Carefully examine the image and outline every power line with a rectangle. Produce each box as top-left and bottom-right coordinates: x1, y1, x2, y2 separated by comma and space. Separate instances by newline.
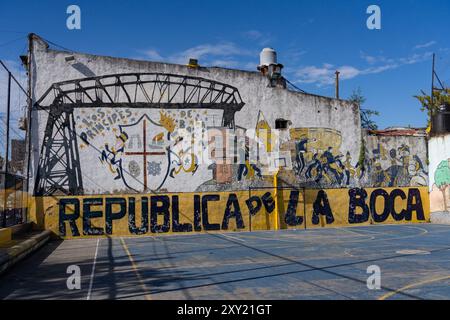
0, 36, 27, 48
39, 35, 74, 53
0, 30, 28, 34
0, 61, 28, 96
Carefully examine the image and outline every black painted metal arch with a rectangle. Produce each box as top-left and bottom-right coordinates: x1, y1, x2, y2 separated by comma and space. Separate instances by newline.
33, 73, 246, 196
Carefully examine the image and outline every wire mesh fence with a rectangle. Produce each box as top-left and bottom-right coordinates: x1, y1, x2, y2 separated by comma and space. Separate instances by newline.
0, 60, 28, 227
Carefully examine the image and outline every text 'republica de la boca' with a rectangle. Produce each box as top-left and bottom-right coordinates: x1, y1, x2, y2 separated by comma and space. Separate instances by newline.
56, 187, 427, 237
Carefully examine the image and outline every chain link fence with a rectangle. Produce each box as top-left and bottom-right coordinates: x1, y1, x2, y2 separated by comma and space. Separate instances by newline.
0, 60, 28, 228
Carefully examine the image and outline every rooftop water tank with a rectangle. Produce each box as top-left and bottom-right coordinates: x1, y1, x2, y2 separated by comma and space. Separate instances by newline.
259, 48, 277, 67
432, 103, 450, 134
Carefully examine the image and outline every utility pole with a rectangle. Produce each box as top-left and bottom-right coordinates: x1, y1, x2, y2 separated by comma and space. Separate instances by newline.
335, 71, 340, 100
25, 33, 34, 224
431, 53, 435, 108
2, 72, 11, 227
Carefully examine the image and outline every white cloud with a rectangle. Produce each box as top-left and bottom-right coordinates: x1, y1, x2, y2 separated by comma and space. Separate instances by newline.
295, 65, 336, 85
285, 49, 307, 62
242, 30, 263, 41
242, 30, 274, 46
139, 42, 256, 67
359, 51, 396, 65
414, 41, 436, 50
209, 59, 240, 68
399, 52, 433, 64
141, 49, 163, 61
293, 52, 433, 86
171, 42, 252, 63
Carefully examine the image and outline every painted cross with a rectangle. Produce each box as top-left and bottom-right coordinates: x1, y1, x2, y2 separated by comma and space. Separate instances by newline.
119, 114, 171, 192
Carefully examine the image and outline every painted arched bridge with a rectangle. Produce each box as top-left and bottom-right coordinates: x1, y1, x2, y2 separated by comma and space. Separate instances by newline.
33, 73, 246, 196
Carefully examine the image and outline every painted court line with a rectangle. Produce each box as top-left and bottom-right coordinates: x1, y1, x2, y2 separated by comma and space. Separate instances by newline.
378, 275, 450, 300
219, 233, 246, 242
86, 238, 100, 300
335, 227, 374, 237
120, 237, 152, 300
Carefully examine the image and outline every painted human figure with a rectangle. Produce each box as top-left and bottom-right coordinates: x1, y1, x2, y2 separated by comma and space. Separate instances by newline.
397, 144, 411, 185
295, 138, 309, 176
386, 148, 401, 187
100, 132, 129, 180
409, 155, 428, 186
305, 153, 322, 183
372, 162, 389, 187
237, 140, 262, 181
169, 143, 199, 178
322, 147, 344, 185
343, 151, 356, 186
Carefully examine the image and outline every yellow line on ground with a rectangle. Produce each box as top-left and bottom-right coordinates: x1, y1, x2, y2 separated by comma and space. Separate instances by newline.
378, 275, 450, 300
120, 237, 152, 300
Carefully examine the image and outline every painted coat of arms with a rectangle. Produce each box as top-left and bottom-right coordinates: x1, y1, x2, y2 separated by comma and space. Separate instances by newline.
100, 111, 175, 192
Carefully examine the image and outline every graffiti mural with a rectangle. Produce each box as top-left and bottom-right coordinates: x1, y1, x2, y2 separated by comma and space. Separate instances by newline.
430, 159, 450, 213
30, 186, 430, 238
33, 72, 429, 197
280, 127, 360, 188
33, 73, 245, 195
364, 141, 428, 188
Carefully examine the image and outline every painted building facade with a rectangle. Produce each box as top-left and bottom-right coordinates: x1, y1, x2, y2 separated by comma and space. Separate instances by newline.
429, 134, 450, 222
27, 35, 430, 238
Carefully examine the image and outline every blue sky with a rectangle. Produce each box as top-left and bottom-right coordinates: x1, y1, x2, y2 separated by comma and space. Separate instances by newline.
1, 0, 449, 129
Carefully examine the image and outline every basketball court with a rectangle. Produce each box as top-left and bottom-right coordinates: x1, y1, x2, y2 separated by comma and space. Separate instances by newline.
1, 223, 450, 300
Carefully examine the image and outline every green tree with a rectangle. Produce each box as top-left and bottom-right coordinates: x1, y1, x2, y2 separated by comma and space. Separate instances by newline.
435, 159, 450, 212
349, 88, 380, 130
414, 88, 450, 129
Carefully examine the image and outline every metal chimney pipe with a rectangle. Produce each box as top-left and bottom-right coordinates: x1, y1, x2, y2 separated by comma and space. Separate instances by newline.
335, 71, 340, 99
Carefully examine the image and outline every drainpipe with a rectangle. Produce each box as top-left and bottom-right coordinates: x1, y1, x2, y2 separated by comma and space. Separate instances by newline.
273, 172, 279, 231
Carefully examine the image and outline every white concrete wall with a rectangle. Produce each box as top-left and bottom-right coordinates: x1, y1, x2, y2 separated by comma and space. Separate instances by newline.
28, 35, 375, 195
429, 135, 450, 215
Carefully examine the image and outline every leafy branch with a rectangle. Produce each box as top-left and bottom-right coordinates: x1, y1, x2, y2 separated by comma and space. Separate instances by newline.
349, 88, 380, 130
414, 88, 450, 126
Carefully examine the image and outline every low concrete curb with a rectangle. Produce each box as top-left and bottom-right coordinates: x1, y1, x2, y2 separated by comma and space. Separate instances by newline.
430, 212, 450, 225
0, 230, 52, 276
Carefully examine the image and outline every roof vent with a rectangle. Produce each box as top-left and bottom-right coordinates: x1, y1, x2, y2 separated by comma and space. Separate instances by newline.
187, 58, 199, 68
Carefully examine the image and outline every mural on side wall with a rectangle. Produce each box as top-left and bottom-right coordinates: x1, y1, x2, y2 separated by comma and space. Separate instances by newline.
430, 159, 450, 213
281, 127, 361, 188
33, 73, 245, 195
78, 108, 224, 193
361, 141, 428, 188
32, 72, 429, 197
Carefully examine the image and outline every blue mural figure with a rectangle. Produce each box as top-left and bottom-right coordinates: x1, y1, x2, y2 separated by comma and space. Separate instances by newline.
305, 153, 322, 183
237, 142, 262, 181
100, 132, 129, 181
372, 162, 389, 187
294, 138, 309, 175
322, 147, 344, 185
385, 145, 411, 187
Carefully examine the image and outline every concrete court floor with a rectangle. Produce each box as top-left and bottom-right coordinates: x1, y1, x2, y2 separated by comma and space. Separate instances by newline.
0, 223, 450, 300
